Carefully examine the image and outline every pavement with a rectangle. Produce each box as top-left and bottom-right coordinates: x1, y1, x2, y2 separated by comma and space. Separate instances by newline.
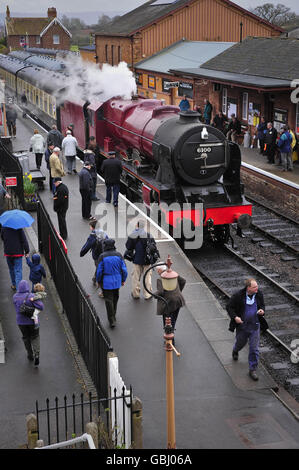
0, 108, 299, 449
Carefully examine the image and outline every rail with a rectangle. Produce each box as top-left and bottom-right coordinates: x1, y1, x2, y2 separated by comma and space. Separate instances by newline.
37, 198, 112, 399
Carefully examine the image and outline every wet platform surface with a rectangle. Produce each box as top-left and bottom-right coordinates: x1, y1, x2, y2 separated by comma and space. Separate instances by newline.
0, 108, 299, 449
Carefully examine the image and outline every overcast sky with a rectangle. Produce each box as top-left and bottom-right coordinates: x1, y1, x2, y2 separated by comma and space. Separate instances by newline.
4, 0, 299, 15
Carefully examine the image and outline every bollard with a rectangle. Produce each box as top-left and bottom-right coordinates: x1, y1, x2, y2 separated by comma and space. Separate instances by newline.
26, 413, 38, 449
131, 397, 143, 449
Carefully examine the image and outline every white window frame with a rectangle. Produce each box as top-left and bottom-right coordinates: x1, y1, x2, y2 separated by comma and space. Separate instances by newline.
242, 92, 248, 121
222, 87, 227, 115
53, 34, 60, 45
36, 36, 41, 44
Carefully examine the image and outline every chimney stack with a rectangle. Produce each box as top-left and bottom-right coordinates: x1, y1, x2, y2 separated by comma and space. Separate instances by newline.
47, 7, 57, 19
6, 6, 10, 18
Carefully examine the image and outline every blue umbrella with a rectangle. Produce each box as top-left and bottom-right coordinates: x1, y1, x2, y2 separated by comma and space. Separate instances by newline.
0, 209, 34, 229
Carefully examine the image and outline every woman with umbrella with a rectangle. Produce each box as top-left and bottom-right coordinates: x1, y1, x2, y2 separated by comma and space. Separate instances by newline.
0, 210, 33, 290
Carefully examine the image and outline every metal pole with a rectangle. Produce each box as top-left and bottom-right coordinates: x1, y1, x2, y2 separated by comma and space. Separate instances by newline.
164, 317, 176, 449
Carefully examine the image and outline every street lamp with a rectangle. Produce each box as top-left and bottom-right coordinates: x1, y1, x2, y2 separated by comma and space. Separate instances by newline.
143, 255, 181, 449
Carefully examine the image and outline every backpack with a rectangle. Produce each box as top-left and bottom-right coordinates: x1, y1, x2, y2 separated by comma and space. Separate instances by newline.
145, 235, 160, 265
93, 231, 108, 259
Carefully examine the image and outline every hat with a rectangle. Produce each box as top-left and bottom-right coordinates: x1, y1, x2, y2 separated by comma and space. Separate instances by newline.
53, 177, 62, 182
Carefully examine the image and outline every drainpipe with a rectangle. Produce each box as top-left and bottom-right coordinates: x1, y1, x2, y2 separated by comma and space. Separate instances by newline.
240, 22, 243, 43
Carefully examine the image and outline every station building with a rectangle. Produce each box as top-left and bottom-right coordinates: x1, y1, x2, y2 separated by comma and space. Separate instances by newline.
95, 0, 283, 69
134, 39, 234, 108
169, 36, 299, 141
4, 6, 71, 51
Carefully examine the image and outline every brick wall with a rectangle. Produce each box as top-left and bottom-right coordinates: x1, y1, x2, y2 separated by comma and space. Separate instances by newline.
41, 24, 70, 50
95, 36, 132, 67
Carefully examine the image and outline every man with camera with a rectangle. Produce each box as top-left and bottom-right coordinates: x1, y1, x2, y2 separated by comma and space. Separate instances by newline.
125, 220, 156, 300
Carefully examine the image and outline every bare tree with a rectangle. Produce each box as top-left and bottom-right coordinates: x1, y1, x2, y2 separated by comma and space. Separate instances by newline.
250, 3, 298, 25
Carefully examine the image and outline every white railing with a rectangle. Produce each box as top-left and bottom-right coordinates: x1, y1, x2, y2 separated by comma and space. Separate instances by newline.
35, 433, 96, 449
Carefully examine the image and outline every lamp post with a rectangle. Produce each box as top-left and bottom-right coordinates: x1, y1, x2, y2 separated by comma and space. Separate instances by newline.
143, 255, 181, 449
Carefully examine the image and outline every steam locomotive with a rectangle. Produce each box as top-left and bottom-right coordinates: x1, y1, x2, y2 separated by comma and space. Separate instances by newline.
0, 53, 252, 244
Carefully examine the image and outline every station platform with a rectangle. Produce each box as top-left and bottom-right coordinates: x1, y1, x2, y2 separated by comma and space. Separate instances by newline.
1, 108, 299, 449
241, 145, 299, 186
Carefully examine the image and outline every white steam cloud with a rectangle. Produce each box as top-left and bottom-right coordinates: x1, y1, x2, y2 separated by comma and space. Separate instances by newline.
51, 55, 137, 104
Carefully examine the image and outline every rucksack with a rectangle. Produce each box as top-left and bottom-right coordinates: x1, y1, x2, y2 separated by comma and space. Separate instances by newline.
145, 236, 160, 265
93, 231, 108, 259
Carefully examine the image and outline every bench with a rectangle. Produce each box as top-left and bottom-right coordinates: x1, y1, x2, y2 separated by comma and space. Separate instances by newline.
30, 169, 46, 190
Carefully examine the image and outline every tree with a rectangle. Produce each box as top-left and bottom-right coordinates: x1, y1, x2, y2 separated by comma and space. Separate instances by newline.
250, 3, 298, 26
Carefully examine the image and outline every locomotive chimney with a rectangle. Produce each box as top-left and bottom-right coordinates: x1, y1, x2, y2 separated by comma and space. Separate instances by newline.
48, 7, 57, 19
179, 110, 201, 123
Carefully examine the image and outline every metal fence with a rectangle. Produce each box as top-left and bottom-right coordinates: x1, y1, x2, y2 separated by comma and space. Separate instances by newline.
0, 136, 24, 209
37, 197, 112, 399
35, 389, 133, 448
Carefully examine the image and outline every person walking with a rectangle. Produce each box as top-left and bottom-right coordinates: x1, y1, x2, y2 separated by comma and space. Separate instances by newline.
1, 226, 29, 290
277, 125, 293, 172
101, 151, 122, 207
6, 105, 17, 138
53, 178, 69, 241
154, 265, 186, 345
0, 183, 11, 216
203, 99, 213, 125
96, 239, 128, 328
80, 219, 108, 290
44, 143, 55, 192
125, 220, 153, 300
226, 114, 241, 142
26, 252, 46, 292
264, 122, 278, 164
256, 116, 267, 155
29, 129, 45, 170
179, 95, 190, 112
62, 130, 78, 174
79, 163, 96, 220
49, 147, 65, 191
83, 149, 100, 201
226, 278, 268, 381
47, 124, 63, 149
87, 136, 101, 173
13, 279, 44, 365
20, 92, 27, 117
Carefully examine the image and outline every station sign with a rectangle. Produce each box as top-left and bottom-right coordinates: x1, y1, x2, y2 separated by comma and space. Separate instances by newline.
5, 176, 17, 187
162, 80, 180, 92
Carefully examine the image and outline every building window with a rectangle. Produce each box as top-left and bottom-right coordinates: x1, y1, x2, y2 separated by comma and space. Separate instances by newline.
178, 81, 193, 99
242, 92, 248, 120
111, 45, 114, 66
148, 76, 156, 89
53, 35, 60, 45
36, 36, 41, 44
222, 88, 227, 115
135, 72, 143, 86
19, 36, 26, 47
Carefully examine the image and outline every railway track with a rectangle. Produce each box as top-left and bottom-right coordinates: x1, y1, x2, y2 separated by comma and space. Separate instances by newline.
186, 217, 299, 401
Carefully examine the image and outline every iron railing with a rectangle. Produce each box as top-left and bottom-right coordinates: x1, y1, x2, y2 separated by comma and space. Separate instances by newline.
37, 198, 112, 399
35, 389, 133, 448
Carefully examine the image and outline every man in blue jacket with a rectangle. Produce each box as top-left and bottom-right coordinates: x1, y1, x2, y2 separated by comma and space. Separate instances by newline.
179, 95, 190, 112
1, 227, 29, 290
278, 125, 293, 172
96, 239, 127, 328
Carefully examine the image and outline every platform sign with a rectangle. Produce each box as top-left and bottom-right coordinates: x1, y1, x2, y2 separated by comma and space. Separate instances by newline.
5, 176, 17, 187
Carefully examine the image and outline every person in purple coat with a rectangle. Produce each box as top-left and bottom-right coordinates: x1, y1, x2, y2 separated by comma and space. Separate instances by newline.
13, 280, 44, 366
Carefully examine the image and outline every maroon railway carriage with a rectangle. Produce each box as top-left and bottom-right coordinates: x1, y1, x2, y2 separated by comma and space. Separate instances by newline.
60, 96, 252, 244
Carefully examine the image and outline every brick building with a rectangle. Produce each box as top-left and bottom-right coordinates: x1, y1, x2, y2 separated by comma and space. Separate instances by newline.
5, 6, 71, 51
169, 37, 299, 137
95, 0, 283, 69
134, 40, 234, 108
